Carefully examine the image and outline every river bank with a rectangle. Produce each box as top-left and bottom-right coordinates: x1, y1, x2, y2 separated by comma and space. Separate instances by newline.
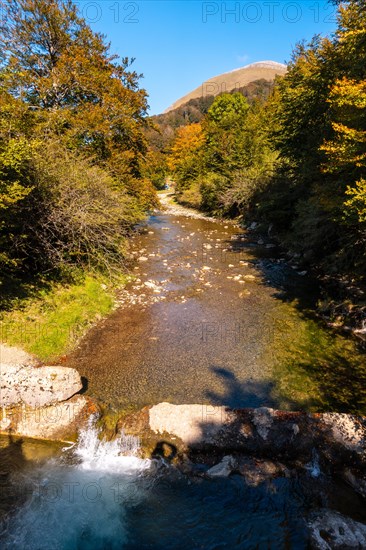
62, 191, 365, 415
0, 273, 131, 363
172, 188, 366, 346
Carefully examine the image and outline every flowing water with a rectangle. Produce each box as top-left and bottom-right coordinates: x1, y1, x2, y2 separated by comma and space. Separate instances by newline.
67, 193, 366, 413
1, 194, 366, 548
2, 423, 366, 549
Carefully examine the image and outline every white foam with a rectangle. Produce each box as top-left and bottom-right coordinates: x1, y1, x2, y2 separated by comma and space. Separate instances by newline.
75, 417, 151, 473
1, 418, 150, 549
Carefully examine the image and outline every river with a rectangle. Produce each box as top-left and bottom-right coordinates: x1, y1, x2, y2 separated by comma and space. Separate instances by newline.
67, 192, 366, 414
1, 193, 366, 549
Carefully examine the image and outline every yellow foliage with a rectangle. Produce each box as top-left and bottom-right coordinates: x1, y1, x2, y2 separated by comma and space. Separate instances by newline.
321, 78, 366, 171
167, 123, 204, 172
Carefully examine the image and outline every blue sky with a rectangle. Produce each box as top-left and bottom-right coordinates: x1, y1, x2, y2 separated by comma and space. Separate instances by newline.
79, 1, 338, 114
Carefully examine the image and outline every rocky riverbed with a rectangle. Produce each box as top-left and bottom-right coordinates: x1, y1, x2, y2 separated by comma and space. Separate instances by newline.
1, 195, 366, 548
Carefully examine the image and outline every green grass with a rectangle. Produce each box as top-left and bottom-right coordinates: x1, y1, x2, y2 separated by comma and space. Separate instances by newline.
0, 273, 130, 362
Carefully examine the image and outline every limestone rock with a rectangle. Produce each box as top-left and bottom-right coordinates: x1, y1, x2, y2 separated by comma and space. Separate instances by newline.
0, 364, 83, 408
308, 509, 366, 549
321, 413, 366, 453
149, 402, 229, 445
206, 455, 236, 478
0, 395, 99, 441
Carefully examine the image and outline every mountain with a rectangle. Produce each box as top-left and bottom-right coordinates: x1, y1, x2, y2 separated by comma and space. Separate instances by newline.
164, 61, 287, 113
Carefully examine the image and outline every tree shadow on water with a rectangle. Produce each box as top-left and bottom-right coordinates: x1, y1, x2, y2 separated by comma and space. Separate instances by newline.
204, 366, 300, 411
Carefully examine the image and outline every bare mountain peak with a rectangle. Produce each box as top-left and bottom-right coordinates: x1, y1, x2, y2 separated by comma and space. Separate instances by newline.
164, 60, 287, 113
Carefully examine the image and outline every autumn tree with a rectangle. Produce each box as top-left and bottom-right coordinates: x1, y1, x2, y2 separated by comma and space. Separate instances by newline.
257, 0, 366, 274
167, 123, 205, 186
0, 0, 157, 281
0, 0, 155, 201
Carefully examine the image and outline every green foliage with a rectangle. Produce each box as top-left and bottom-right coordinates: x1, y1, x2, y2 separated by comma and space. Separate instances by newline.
168, 92, 277, 216
0, 0, 157, 285
199, 172, 229, 213
256, 0, 366, 276
143, 150, 169, 190
206, 92, 249, 126
345, 178, 366, 223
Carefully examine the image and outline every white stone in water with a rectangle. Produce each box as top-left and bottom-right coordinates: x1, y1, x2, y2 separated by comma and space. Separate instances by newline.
206, 455, 236, 478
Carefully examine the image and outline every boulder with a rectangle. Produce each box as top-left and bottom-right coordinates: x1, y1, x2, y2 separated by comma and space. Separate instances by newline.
0, 344, 36, 366
149, 402, 230, 445
0, 364, 83, 408
321, 413, 366, 453
0, 395, 99, 441
308, 509, 366, 549
206, 455, 236, 478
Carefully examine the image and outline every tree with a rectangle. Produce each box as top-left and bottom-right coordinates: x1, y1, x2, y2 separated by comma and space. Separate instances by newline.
167, 123, 205, 187
0, 0, 157, 282
0, 0, 154, 202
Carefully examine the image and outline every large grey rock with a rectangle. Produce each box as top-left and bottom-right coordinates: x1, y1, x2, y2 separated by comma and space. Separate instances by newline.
308, 509, 366, 549
0, 364, 83, 407
321, 413, 366, 453
0, 395, 98, 440
149, 402, 230, 445
206, 455, 236, 478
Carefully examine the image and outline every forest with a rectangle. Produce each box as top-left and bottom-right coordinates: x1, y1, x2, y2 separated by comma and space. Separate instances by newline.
164, 0, 366, 288
0, 0, 365, 342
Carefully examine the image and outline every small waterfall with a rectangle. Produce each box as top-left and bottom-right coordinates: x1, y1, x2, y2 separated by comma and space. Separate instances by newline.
1, 419, 150, 550
75, 416, 150, 473
305, 449, 321, 478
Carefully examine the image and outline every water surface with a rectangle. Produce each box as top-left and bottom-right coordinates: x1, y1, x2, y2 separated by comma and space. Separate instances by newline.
67, 195, 366, 413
